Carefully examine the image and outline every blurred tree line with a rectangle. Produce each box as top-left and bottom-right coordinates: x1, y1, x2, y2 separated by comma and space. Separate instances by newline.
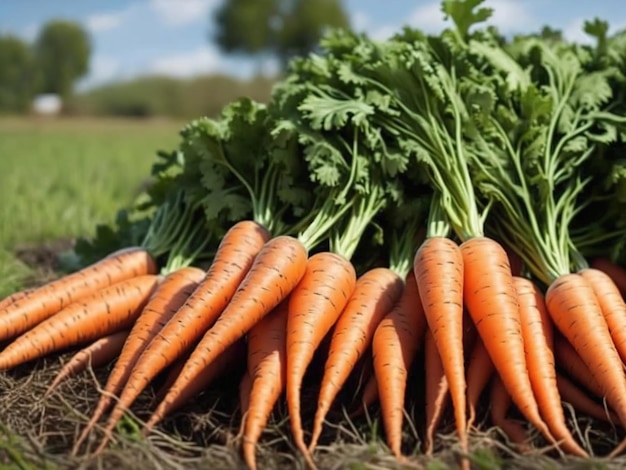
0, 0, 350, 116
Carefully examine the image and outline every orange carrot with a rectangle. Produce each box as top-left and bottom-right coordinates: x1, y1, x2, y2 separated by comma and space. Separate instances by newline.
414, 236, 467, 457
115, 235, 307, 452
239, 371, 252, 424
513, 276, 587, 457
308, 267, 404, 452
143, 339, 247, 433
0, 275, 159, 370
466, 336, 495, 429
590, 258, 626, 296
546, 273, 626, 429
242, 299, 289, 470
71, 266, 205, 454
89, 220, 269, 451
45, 330, 130, 397
580, 268, 626, 364
286, 252, 356, 457
489, 375, 533, 453
423, 328, 449, 455
556, 374, 619, 425
0, 289, 32, 311
372, 270, 426, 459
461, 237, 554, 445
553, 334, 605, 399
545, 273, 626, 457
0, 247, 157, 342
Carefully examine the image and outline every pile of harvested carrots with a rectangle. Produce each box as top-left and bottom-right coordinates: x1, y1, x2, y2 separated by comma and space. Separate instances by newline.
5, 1, 626, 469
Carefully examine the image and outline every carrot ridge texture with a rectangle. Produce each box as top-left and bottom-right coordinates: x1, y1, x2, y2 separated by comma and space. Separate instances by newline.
546, 274, 626, 432
513, 276, 587, 457
0, 247, 157, 342
308, 267, 404, 452
414, 236, 467, 456
145, 235, 308, 440
286, 251, 357, 457
0, 275, 159, 370
461, 237, 554, 445
372, 270, 426, 459
242, 300, 289, 470
71, 266, 205, 454
45, 330, 130, 397
93, 220, 270, 452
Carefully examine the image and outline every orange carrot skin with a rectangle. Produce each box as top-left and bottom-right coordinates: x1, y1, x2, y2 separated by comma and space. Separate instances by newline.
97, 220, 270, 438
414, 236, 467, 456
513, 276, 587, 457
243, 299, 289, 470
590, 258, 626, 296
45, 330, 130, 397
466, 336, 495, 429
71, 266, 205, 455
0, 247, 157, 342
0, 275, 160, 370
556, 374, 620, 425
553, 334, 605, 399
546, 273, 626, 430
372, 270, 426, 459
309, 267, 404, 452
489, 375, 532, 453
423, 328, 449, 455
140, 235, 308, 443
580, 268, 626, 364
286, 251, 356, 456
0, 289, 32, 312
143, 339, 247, 432
461, 237, 552, 443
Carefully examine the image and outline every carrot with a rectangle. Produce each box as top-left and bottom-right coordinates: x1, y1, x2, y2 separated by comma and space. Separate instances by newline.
545, 274, 626, 457
545, 273, 626, 429
556, 374, 619, 425
513, 276, 587, 457
0, 289, 32, 311
71, 266, 205, 455
489, 375, 533, 454
142, 339, 247, 433
461, 237, 554, 446
423, 328, 449, 455
466, 336, 495, 429
128, 235, 307, 449
308, 267, 404, 452
0, 247, 157, 342
0, 275, 159, 370
590, 258, 626, 296
89, 220, 269, 451
286, 252, 356, 457
242, 299, 289, 470
239, 371, 252, 423
45, 330, 130, 397
580, 268, 626, 364
553, 334, 606, 399
372, 270, 426, 459
414, 236, 468, 457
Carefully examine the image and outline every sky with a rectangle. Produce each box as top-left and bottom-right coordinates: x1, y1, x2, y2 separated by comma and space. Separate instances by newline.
1, 0, 625, 91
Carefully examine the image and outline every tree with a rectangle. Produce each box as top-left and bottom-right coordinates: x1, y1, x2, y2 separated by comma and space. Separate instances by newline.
0, 35, 39, 113
213, 0, 350, 68
34, 20, 91, 97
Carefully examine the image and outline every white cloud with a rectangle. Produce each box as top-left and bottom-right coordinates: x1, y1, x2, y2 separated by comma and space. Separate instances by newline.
149, 46, 222, 77
85, 11, 128, 33
352, 11, 370, 32
563, 17, 626, 44
404, 0, 534, 36
150, 0, 217, 26
21, 23, 40, 41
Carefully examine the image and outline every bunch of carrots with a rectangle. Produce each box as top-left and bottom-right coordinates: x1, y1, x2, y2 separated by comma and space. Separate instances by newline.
5, 1, 626, 469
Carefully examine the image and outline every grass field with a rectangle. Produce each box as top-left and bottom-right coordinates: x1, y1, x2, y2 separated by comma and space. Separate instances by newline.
0, 118, 624, 470
0, 117, 184, 297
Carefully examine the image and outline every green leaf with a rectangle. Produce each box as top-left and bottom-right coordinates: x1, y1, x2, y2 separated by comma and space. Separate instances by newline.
442, 0, 493, 38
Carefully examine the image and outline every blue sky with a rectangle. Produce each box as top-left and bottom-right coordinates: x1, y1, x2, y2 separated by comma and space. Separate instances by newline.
1, 0, 624, 91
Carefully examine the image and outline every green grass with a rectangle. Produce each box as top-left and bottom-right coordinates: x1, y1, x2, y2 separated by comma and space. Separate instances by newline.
0, 117, 184, 296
